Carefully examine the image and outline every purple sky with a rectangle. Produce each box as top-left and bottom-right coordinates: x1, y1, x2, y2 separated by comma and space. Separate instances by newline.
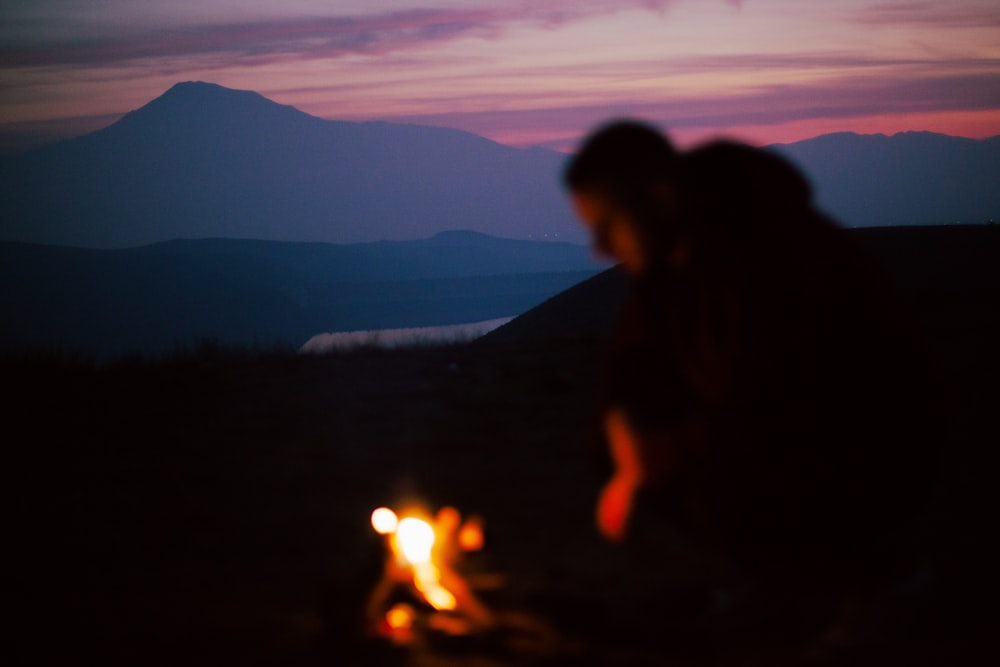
1, 0, 999, 151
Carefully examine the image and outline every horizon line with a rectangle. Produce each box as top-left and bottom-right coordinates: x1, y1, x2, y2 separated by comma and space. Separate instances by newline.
2, 80, 998, 156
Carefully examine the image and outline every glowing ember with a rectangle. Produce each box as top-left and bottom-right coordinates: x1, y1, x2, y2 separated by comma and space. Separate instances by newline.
458, 516, 484, 552
371, 507, 398, 534
385, 603, 414, 630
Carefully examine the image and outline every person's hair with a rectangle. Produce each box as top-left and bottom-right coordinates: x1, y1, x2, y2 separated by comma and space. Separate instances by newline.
564, 119, 679, 201
679, 141, 814, 230
564, 119, 680, 254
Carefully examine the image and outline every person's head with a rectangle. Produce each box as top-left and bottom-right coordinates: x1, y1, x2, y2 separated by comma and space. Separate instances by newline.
678, 140, 814, 235
564, 120, 681, 274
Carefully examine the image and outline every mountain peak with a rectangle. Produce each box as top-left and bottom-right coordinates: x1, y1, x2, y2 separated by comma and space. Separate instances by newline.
108, 81, 313, 135
142, 81, 277, 113
168, 80, 228, 91
159, 81, 264, 103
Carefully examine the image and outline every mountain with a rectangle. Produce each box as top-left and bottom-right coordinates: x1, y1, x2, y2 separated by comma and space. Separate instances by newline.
0, 82, 581, 248
2, 82, 998, 249
769, 131, 1000, 227
0, 232, 603, 360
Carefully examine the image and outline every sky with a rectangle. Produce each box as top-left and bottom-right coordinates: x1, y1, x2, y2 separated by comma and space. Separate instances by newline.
1, 0, 999, 152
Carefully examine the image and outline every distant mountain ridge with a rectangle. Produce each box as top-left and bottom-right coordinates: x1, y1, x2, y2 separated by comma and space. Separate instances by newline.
1, 81, 997, 249
770, 131, 1000, 228
0, 81, 580, 247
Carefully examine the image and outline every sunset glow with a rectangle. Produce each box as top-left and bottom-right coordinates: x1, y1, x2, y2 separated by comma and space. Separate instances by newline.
1, 0, 998, 150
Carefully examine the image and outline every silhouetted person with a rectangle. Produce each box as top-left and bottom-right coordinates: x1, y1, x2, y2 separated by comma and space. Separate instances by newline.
565, 120, 942, 656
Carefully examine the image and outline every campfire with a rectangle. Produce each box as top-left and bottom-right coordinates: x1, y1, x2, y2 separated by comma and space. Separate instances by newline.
365, 504, 493, 645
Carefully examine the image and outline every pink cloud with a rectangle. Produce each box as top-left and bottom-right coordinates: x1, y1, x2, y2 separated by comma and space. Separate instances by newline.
0, 9, 498, 68
853, 2, 1000, 28
0, 2, 691, 70
368, 71, 1000, 147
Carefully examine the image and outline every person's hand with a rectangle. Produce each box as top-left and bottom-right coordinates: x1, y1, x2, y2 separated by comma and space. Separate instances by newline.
596, 472, 638, 542
605, 408, 643, 481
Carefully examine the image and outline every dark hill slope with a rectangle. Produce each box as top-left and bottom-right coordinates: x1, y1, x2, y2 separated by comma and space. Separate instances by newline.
479, 266, 629, 344
483, 224, 1000, 344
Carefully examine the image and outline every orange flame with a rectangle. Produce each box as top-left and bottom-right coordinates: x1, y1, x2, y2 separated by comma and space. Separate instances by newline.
372, 509, 458, 611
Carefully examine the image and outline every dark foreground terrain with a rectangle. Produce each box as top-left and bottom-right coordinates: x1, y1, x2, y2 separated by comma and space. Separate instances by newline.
5, 225, 998, 666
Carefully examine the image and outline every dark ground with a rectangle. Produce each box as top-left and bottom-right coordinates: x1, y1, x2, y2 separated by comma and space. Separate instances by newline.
5, 225, 999, 666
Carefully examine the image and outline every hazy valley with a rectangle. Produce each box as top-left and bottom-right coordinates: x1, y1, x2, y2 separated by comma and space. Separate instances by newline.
0, 231, 603, 360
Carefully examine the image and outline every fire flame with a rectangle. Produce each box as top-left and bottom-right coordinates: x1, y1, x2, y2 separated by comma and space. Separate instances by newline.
396, 517, 435, 564
370, 507, 458, 611
413, 562, 458, 611
371, 507, 399, 534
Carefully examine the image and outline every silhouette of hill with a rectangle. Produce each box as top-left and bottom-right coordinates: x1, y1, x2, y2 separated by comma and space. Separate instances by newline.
0, 82, 580, 247
1, 82, 997, 249
484, 224, 1000, 344
480, 267, 629, 344
0, 232, 602, 360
